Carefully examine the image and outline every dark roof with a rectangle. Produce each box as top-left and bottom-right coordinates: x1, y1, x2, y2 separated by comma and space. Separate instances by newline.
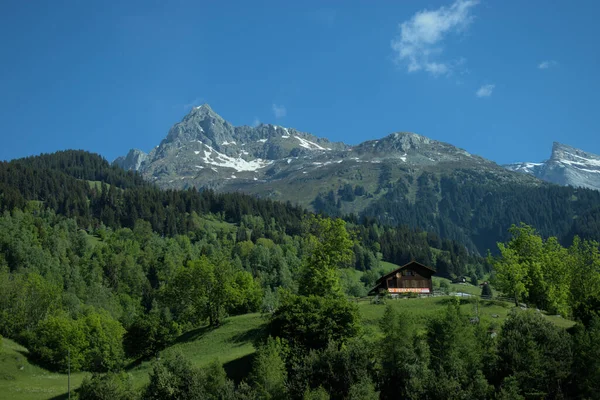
375, 261, 436, 284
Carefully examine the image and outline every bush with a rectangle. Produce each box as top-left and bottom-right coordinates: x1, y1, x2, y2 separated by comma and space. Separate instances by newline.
481, 283, 493, 297
439, 280, 450, 294
28, 308, 125, 372
249, 337, 288, 400
78, 372, 137, 400
124, 306, 181, 360
267, 294, 361, 351
496, 310, 572, 398
288, 338, 377, 400
142, 351, 235, 400
303, 386, 330, 400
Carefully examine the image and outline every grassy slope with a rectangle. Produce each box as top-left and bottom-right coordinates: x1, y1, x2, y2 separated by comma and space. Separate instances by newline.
1, 296, 574, 400
0, 338, 86, 400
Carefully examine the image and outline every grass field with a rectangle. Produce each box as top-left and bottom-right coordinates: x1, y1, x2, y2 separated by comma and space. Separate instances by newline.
0, 338, 86, 400
0, 295, 575, 399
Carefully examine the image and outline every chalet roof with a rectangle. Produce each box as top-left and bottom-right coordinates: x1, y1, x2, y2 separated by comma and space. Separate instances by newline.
375, 260, 436, 284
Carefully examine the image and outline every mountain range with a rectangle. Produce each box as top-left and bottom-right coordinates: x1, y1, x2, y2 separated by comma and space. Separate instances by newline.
115, 104, 540, 202
114, 104, 600, 254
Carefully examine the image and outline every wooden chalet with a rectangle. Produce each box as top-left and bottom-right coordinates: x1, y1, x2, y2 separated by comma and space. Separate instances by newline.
368, 261, 435, 295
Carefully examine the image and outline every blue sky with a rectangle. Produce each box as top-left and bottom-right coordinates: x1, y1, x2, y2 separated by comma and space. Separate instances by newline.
1, 0, 599, 164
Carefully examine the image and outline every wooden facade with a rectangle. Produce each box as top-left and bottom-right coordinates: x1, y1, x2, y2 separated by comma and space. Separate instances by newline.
368, 261, 435, 295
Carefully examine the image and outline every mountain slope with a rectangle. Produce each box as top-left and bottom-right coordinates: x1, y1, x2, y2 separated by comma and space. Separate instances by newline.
114, 105, 600, 254
116, 104, 539, 205
504, 142, 600, 191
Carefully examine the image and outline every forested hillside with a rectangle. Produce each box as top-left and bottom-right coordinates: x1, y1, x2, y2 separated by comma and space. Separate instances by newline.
0, 150, 484, 277
0, 150, 483, 371
354, 169, 600, 254
2, 150, 600, 399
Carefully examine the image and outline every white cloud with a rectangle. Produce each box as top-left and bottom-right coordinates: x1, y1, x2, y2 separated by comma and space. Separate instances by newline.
272, 104, 287, 118
538, 60, 557, 69
476, 84, 495, 98
391, 0, 478, 76
252, 117, 260, 127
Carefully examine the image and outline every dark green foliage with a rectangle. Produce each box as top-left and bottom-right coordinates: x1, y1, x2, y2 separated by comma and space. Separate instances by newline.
0, 151, 307, 236
495, 376, 524, 400
378, 306, 429, 400
347, 376, 379, 400
288, 339, 377, 400
338, 184, 356, 202
481, 283, 492, 297
471, 273, 478, 286
248, 337, 288, 400
363, 171, 600, 255
123, 305, 181, 359
570, 318, 600, 397
3, 149, 600, 399
142, 351, 235, 400
496, 310, 572, 398
267, 294, 361, 351
78, 372, 137, 400
303, 386, 330, 400
425, 300, 493, 399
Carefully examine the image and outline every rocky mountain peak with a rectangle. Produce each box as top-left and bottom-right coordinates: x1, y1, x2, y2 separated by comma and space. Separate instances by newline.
504, 142, 600, 191
113, 148, 147, 171
114, 104, 537, 194
550, 142, 598, 163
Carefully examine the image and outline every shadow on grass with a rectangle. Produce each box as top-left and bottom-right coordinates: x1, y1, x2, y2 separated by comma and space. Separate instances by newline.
14, 349, 57, 373
223, 353, 254, 384
175, 324, 213, 345
48, 392, 70, 400
228, 325, 265, 346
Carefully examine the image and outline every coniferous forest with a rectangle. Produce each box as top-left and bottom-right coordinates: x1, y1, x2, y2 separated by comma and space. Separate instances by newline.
1, 150, 600, 399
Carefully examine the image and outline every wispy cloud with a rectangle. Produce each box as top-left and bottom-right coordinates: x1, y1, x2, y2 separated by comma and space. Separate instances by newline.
391, 0, 479, 76
252, 117, 261, 127
272, 104, 287, 118
538, 60, 557, 69
183, 97, 203, 110
476, 84, 495, 98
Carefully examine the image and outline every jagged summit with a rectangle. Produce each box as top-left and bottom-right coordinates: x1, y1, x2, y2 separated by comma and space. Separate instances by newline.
114, 148, 148, 171
504, 142, 600, 191
114, 104, 535, 197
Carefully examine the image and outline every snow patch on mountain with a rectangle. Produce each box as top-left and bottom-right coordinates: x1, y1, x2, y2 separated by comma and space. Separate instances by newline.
201, 145, 272, 172
504, 142, 600, 191
296, 136, 331, 151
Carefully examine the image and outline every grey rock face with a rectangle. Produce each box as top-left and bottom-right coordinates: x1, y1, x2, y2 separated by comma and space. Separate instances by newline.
114, 149, 148, 171
504, 142, 600, 191
114, 104, 540, 206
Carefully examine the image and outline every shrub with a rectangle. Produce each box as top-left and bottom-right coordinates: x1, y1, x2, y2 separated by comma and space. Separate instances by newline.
78, 372, 137, 400
29, 308, 125, 372
267, 294, 361, 351
496, 310, 572, 398
142, 351, 235, 400
481, 283, 493, 297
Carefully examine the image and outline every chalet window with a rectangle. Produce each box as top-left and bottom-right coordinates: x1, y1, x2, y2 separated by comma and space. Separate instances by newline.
402, 270, 415, 276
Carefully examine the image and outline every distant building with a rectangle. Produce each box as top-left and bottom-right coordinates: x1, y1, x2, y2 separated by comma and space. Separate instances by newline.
368, 261, 435, 295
